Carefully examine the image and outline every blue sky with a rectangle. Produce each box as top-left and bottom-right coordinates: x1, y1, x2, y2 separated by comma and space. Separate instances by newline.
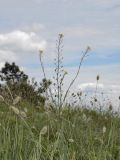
0, 0, 120, 105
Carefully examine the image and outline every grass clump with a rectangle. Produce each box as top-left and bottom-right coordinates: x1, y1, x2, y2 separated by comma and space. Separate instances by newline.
0, 106, 120, 160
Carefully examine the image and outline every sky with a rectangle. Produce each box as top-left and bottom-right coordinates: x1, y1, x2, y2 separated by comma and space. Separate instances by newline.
0, 0, 120, 107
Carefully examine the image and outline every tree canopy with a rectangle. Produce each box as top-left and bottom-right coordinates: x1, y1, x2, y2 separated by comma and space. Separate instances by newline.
0, 62, 28, 83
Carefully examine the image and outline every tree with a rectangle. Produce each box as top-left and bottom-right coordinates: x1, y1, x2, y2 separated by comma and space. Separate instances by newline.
0, 62, 52, 106
0, 62, 28, 83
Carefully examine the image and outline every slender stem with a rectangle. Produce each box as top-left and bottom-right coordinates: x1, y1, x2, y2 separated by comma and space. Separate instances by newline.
56, 37, 61, 108
39, 52, 55, 106
62, 47, 90, 106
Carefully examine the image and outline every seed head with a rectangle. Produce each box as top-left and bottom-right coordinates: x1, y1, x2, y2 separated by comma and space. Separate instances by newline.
13, 96, 21, 105
40, 126, 48, 135
96, 75, 100, 81
64, 71, 68, 75
59, 33, 64, 38
102, 126, 106, 134
20, 111, 27, 118
68, 139, 74, 143
24, 108, 28, 113
10, 106, 20, 115
86, 46, 91, 52
0, 95, 4, 102
39, 50, 44, 57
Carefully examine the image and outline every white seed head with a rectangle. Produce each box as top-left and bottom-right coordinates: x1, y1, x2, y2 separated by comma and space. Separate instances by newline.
40, 126, 48, 135
0, 95, 4, 102
20, 111, 27, 118
13, 96, 21, 105
103, 126, 106, 134
82, 113, 87, 121
68, 139, 74, 143
24, 108, 28, 113
10, 106, 20, 115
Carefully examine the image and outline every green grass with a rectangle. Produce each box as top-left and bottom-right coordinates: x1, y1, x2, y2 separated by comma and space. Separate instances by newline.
0, 103, 120, 160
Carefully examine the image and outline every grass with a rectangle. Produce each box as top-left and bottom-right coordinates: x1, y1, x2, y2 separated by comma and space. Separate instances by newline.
0, 103, 120, 160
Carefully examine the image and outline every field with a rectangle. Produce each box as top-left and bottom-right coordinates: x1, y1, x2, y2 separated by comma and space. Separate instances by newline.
0, 101, 120, 160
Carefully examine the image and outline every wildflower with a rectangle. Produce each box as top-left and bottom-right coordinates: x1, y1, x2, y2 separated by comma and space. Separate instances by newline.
10, 106, 20, 115
40, 126, 48, 135
13, 96, 21, 105
68, 139, 74, 143
0, 95, 4, 102
102, 126, 106, 134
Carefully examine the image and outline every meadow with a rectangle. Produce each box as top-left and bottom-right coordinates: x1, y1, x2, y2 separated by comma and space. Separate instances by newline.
0, 34, 120, 160
0, 101, 120, 160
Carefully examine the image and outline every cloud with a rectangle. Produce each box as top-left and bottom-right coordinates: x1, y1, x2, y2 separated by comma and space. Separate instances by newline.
78, 83, 120, 94
0, 30, 47, 67
0, 30, 46, 52
0, 50, 17, 62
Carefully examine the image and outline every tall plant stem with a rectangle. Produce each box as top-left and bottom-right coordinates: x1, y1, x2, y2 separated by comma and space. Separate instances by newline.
39, 51, 54, 105
62, 47, 90, 106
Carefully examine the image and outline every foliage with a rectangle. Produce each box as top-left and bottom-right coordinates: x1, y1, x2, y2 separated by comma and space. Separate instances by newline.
0, 62, 51, 106
0, 62, 28, 83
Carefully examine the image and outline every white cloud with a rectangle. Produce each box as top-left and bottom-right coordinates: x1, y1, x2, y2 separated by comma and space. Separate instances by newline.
0, 50, 17, 62
0, 30, 46, 52
78, 83, 120, 94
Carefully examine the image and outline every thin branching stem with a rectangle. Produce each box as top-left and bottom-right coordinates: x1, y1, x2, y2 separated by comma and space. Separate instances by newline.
62, 47, 90, 106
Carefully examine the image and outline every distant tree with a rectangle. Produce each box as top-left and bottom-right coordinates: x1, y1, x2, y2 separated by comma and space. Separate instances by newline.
0, 62, 28, 84
0, 62, 52, 106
